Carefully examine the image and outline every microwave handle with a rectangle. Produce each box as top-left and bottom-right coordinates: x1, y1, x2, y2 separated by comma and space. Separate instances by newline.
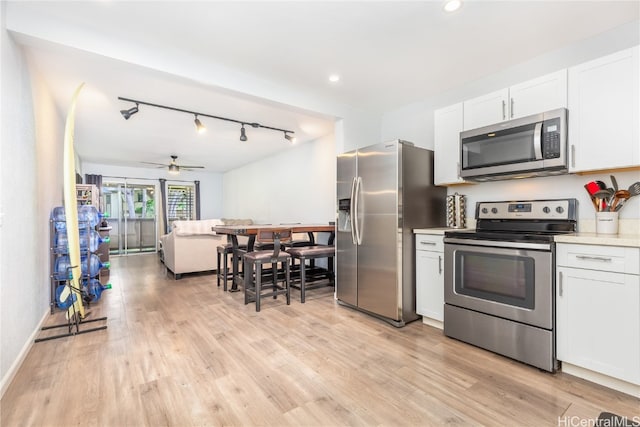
533, 122, 543, 160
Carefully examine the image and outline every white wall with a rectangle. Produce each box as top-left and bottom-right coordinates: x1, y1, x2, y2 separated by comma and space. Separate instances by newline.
81, 162, 224, 222
380, 20, 640, 222
223, 133, 336, 224
0, 4, 63, 396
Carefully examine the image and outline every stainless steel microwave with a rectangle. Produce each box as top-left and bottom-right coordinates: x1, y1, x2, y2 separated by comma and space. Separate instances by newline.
460, 108, 567, 181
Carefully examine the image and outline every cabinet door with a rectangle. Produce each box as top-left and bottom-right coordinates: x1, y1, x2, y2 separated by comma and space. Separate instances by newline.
434, 103, 464, 185
416, 249, 444, 322
568, 46, 640, 172
509, 70, 567, 119
463, 88, 509, 130
556, 266, 640, 385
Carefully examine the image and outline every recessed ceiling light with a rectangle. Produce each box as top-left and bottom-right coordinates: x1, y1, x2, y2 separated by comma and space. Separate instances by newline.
329, 74, 340, 83
443, 0, 462, 12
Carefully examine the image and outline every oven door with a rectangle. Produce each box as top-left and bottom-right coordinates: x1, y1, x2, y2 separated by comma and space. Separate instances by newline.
444, 238, 553, 330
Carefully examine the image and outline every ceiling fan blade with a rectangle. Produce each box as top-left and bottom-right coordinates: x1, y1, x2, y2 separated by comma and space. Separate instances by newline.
180, 165, 205, 169
140, 161, 167, 166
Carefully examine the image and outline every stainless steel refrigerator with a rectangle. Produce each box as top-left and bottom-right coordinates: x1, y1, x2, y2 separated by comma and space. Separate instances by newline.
336, 140, 446, 327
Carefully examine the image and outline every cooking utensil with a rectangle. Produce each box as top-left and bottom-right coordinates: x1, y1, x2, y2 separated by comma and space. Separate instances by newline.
584, 181, 600, 196
607, 188, 616, 208
610, 190, 630, 212
610, 175, 618, 192
628, 181, 640, 197
615, 198, 628, 212
584, 181, 601, 209
596, 180, 607, 190
593, 189, 613, 211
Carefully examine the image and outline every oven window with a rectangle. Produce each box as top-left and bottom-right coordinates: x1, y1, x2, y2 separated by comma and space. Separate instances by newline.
454, 251, 535, 309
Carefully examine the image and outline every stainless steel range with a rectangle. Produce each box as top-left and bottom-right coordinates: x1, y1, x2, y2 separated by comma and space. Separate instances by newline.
443, 198, 577, 372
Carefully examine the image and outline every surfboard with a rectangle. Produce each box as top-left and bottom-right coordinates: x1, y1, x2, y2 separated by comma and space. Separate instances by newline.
59, 83, 86, 320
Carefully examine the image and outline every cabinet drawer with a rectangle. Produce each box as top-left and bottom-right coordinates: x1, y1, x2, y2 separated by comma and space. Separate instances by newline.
416, 234, 444, 252
557, 244, 639, 274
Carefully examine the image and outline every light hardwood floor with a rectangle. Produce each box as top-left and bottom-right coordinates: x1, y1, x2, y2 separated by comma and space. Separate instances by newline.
2, 254, 638, 426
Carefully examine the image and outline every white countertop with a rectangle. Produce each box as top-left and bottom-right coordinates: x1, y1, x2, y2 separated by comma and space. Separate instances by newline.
414, 227, 472, 235
414, 227, 640, 248
554, 232, 640, 248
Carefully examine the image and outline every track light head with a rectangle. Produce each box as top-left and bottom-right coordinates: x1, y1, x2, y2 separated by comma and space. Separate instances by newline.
284, 132, 297, 143
240, 125, 247, 142
194, 115, 206, 134
120, 103, 139, 120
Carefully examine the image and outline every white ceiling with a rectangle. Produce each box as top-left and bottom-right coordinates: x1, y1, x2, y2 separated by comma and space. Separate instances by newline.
6, 1, 639, 173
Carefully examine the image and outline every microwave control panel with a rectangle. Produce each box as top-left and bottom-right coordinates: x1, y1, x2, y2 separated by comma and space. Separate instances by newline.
542, 118, 562, 159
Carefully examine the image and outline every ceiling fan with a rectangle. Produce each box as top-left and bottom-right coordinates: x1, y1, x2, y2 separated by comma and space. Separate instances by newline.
141, 155, 204, 174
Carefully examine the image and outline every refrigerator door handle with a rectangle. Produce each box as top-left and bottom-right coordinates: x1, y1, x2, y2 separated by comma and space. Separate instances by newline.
354, 176, 363, 245
350, 177, 357, 245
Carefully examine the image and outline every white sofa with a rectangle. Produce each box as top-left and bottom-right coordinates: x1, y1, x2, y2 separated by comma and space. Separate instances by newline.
160, 218, 252, 279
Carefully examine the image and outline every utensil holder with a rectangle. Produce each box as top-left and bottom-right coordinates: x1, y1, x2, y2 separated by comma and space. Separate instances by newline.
595, 212, 619, 235
446, 193, 466, 229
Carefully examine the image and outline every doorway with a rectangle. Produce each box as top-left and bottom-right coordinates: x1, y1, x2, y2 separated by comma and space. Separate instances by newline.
101, 181, 157, 255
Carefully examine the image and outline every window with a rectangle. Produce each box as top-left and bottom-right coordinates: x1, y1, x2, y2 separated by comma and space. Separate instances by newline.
167, 184, 195, 222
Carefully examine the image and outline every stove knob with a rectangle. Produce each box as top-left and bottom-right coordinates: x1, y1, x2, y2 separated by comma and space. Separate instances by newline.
491, 207, 498, 214
481, 208, 488, 214
556, 206, 564, 214
542, 206, 551, 214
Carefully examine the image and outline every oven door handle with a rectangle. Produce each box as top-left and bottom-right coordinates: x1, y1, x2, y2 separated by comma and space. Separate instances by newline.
443, 237, 552, 251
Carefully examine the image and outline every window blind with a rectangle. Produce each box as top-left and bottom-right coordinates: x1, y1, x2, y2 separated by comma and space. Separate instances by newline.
167, 184, 195, 222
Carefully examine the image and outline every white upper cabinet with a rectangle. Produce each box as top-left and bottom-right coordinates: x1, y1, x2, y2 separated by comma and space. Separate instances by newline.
434, 103, 464, 186
568, 46, 640, 173
509, 70, 568, 119
462, 89, 509, 131
463, 70, 568, 131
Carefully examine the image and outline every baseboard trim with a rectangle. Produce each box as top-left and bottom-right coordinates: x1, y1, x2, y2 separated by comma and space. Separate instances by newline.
421, 316, 443, 330
0, 308, 49, 399
561, 362, 640, 398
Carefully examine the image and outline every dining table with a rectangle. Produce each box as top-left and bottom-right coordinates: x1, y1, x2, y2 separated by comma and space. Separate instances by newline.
213, 223, 336, 292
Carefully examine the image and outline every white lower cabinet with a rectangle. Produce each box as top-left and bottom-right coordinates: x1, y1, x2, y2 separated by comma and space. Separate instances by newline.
556, 243, 640, 394
415, 234, 444, 326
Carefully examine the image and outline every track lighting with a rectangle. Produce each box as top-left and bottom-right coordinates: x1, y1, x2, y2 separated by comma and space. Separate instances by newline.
194, 115, 206, 134
284, 132, 297, 143
118, 97, 295, 143
120, 103, 139, 120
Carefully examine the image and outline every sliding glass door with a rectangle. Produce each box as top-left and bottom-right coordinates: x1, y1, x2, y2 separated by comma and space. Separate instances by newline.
102, 181, 157, 255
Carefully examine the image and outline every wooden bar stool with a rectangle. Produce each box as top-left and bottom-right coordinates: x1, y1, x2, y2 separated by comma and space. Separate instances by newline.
286, 245, 335, 303
216, 242, 246, 291
243, 228, 292, 312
